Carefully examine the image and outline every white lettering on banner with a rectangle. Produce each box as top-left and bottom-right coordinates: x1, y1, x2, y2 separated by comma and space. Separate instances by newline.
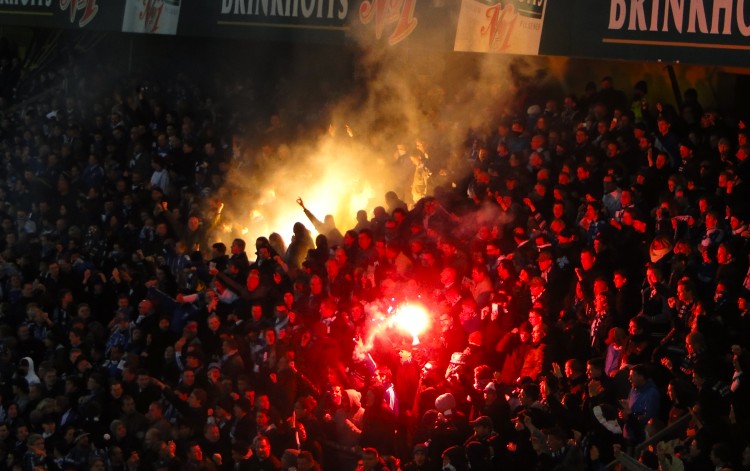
270, 0, 283, 16
650, 0, 660, 30
629, 0, 647, 31
608, 0, 750, 36
663, 0, 684, 32
610, 0, 627, 28
220, 0, 347, 20
688, 0, 708, 32
739, 0, 750, 34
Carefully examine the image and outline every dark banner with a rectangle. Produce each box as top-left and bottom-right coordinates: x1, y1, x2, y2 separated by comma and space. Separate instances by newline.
2, 1, 750, 67
454, 0, 750, 67
541, 0, 750, 67
176, 0, 350, 43
0, 0, 450, 44
177, 1, 454, 46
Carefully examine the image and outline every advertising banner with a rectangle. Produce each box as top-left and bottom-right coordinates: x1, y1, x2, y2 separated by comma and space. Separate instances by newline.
537, 0, 750, 68
213, 0, 349, 31
351, 0, 454, 49
3, 1, 750, 68
171, 0, 351, 44
454, 0, 548, 55
0, 0, 125, 31
122, 0, 181, 35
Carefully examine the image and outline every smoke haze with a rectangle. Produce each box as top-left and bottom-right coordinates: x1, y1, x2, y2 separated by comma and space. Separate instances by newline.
217, 35, 559, 248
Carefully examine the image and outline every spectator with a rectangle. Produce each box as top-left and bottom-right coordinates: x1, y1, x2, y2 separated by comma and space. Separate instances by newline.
0, 43, 749, 471
621, 364, 660, 449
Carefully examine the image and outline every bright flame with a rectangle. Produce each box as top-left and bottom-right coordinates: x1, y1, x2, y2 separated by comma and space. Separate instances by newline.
228, 130, 392, 248
392, 303, 431, 345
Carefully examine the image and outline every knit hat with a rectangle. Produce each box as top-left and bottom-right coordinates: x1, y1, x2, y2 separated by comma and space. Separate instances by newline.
435, 393, 456, 413
467, 331, 483, 346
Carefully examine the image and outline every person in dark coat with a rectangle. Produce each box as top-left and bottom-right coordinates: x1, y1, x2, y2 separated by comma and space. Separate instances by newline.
402, 442, 437, 471
152, 378, 208, 440
536, 250, 573, 311
427, 393, 471, 465
478, 382, 513, 444
246, 435, 282, 470
360, 384, 397, 457
531, 425, 584, 471
229, 397, 256, 445
357, 447, 390, 471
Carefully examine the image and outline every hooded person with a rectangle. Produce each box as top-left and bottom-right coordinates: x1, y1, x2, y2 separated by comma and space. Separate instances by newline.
331, 389, 365, 470
428, 393, 471, 465
285, 222, 315, 271
648, 235, 673, 270
361, 384, 397, 457
19, 357, 41, 385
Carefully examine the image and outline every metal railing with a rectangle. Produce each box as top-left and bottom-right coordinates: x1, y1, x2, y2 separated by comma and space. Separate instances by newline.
604, 412, 691, 469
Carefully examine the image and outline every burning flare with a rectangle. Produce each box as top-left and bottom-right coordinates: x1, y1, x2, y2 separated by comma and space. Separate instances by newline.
391, 302, 431, 345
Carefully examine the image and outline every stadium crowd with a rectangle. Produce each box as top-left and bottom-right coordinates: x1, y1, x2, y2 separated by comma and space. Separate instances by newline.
0, 37, 749, 471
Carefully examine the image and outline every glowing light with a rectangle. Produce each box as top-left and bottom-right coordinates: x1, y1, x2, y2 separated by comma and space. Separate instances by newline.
392, 303, 431, 345
241, 227, 249, 235
230, 130, 391, 248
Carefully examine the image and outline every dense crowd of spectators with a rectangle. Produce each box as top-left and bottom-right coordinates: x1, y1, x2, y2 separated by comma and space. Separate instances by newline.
0, 35, 749, 471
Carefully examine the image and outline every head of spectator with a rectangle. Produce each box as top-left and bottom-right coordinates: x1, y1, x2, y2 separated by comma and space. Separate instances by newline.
231, 238, 246, 256
470, 415, 494, 439
253, 435, 273, 461
441, 445, 468, 471
629, 364, 651, 389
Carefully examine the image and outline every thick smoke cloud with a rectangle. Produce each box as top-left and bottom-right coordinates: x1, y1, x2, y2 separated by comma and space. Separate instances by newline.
215, 27, 559, 249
